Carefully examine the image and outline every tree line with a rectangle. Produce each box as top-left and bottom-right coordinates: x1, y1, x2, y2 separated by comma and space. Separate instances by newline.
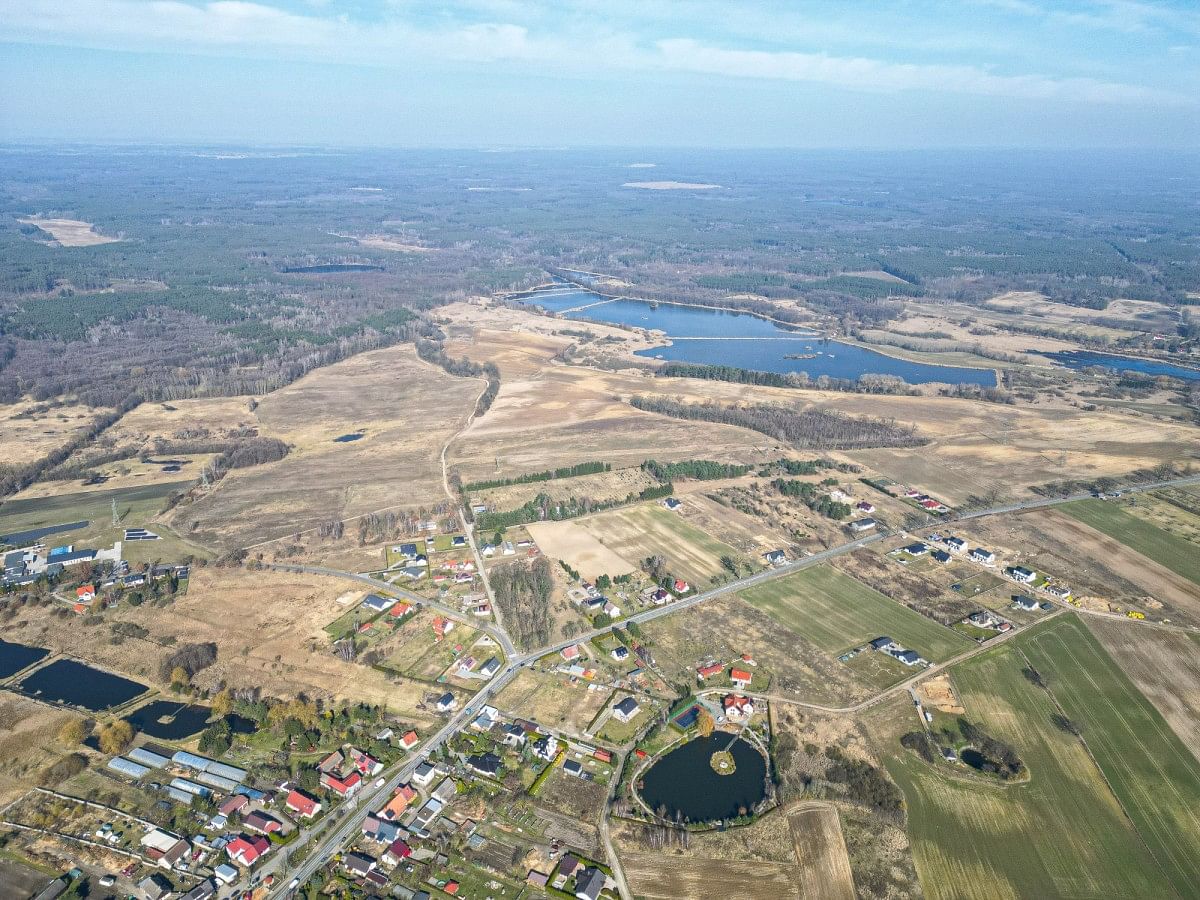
464, 460, 609, 492
629, 395, 927, 450
656, 362, 920, 396
641, 459, 751, 481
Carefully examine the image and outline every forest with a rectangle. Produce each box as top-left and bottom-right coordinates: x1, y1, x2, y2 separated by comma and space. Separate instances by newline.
490, 557, 554, 650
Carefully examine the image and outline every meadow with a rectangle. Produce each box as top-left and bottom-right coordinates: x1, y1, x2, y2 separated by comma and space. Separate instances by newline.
741, 565, 972, 662
1061, 499, 1200, 586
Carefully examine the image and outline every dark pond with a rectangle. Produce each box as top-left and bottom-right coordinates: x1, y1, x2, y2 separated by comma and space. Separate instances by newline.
16, 659, 147, 711
333, 432, 365, 443
516, 286, 996, 386
1042, 350, 1200, 382
0, 640, 50, 679
124, 701, 214, 739
638, 735, 767, 822
961, 748, 987, 770
283, 264, 384, 273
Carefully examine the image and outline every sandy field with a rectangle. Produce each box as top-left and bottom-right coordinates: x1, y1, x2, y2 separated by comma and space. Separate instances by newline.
0, 399, 107, 469
1088, 619, 1200, 762
167, 345, 479, 549
788, 804, 857, 900
526, 519, 637, 580
350, 234, 431, 252
18, 216, 121, 247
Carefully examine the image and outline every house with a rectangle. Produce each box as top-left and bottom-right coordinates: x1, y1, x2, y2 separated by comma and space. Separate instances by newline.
158, 838, 190, 870
75, 584, 96, 604
740, 652, 757, 667
561, 644, 582, 661
970, 548, 997, 566
137, 874, 174, 900
285, 789, 321, 818
435, 692, 458, 713
320, 770, 362, 797
1012, 595, 1039, 612
1007, 565, 1037, 584
931, 549, 952, 564
479, 657, 501, 678
383, 838, 412, 867
901, 542, 929, 557
696, 662, 724, 681
413, 761, 438, 787
870, 636, 895, 651
344, 852, 377, 877
397, 543, 419, 560
613, 697, 640, 723
575, 867, 607, 900
527, 870, 550, 888
855, 501, 876, 513
466, 752, 502, 778
563, 759, 584, 778
243, 811, 282, 835
317, 750, 345, 774
451, 535, 468, 548
1045, 584, 1072, 600
361, 593, 395, 613
213, 864, 238, 885
849, 518, 877, 533
889, 648, 922, 666
500, 723, 528, 747
350, 747, 384, 775
763, 550, 786, 566
593, 747, 613, 763
181, 879, 217, 900
941, 746, 958, 762
650, 588, 672, 605
226, 835, 269, 866
730, 667, 752, 688
663, 497, 682, 511
432, 617, 455, 640
379, 784, 417, 820
400, 730, 420, 750
611, 646, 629, 661
967, 610, 995, 627
945, 536, 968, 553
531, 737, 558, 761
673, 579, 690, 594
723, 694, 755, 719
603, 600, 621, 618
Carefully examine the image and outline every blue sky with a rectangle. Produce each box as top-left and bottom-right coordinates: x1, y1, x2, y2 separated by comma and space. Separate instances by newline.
0, 0, 1197, 147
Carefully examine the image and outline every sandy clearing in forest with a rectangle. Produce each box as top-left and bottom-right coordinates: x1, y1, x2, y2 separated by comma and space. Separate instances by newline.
622, 181, 721, 190
526, 518, 638, 580
18, 216, 121, 246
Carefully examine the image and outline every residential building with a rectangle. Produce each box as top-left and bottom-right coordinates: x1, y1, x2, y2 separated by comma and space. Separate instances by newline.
285, 788, 321, 818
970, 548, 997, 566
613, 697, 640, 722
575, 867, 607, 900
730, 667, 752, 688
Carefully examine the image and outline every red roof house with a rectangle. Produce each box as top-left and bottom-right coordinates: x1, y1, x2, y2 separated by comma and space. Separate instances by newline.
320, 770, 362, 797
400, 730, 419, 749
227, 835, 269, 866
696, 663, 723, 680
285, 789, 321, 818
730, 668, 752, 688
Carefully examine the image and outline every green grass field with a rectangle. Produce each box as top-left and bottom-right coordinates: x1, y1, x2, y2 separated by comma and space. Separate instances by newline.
885, 614, 1200, 899
1062, 499, 1200, 586
886, 622, 1175, 900
741, 565, 973, 662
0, 480, 208, 564
1022, 616, 1200, 895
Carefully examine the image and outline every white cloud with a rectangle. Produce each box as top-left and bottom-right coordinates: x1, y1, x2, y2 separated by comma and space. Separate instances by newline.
0, 0, 1190, 107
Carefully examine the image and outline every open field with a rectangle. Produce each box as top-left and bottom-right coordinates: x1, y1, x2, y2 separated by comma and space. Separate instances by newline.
492, 668, 609, 734
883, 625, 1173, 900
640, 595, 876, 706
471, 466, 659, 513
1021, 616, 1200, 895
12, 453, 215, 500
576, 503, 751, 588
741, 565, 973, 662
0, 566, 440, 720
620, 852, 805, 900
960, 508, 1200, 625
788, 804, 856, 900
0, 399, 106, 469
0, 694, 79, 805
525, 519, 638, 581
166, 345, 480, 549
1060, 499, 1200, 586
18, 216, 121, 246
1087, 620, 1200, 760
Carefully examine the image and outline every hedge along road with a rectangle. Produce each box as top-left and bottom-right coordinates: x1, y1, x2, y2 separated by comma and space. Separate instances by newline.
266, 472, 1200, 896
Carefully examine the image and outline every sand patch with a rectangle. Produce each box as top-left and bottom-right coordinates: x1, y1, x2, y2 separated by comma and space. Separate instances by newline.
622, 181, 721, 190
18, 217, 121, 247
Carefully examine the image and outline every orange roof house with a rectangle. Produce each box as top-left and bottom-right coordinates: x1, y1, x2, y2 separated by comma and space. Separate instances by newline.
730, 668, 752, 687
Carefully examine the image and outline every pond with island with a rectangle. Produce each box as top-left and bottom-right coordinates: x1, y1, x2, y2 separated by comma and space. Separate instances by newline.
638, 734, 768, 822
514, 284, 997, 386
123, 700, 256, 740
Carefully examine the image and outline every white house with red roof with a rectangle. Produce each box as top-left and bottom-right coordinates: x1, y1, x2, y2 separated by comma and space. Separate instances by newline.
226, 835, 269, 867
730, 667, 752, 689
285, 789, 321, 818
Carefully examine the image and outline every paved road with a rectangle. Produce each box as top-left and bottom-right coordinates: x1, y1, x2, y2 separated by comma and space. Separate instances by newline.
269, 470, 1200, 894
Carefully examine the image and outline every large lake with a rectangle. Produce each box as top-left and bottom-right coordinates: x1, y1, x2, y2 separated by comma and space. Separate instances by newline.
1042, 350, 1200, 382
638, 734, 768, 822
514, 285, 997, 386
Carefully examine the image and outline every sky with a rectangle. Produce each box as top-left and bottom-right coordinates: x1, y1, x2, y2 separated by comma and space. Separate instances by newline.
0, 0, 1197, 148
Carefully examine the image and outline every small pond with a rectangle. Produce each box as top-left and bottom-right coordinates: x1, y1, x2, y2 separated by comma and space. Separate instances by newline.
124, 701, 214, 739
15, 659, 147, 711
0, 640, 50, 680
638, 734, 768, 822
333, 432, 365, 443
